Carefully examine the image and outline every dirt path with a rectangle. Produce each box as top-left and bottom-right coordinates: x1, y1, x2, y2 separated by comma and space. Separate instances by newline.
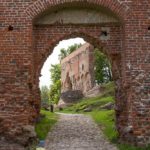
45, 113, 118, 150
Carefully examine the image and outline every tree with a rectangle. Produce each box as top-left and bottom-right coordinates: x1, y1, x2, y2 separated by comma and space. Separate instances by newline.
40, 86, 49, 105
49, 80, 61, 104
50, 64, 61, 83
49, 64, 61, 104
67, 43, 82, 55
94, 49, 112, 84
59, 48, 67, 61
59, 43, 82, 60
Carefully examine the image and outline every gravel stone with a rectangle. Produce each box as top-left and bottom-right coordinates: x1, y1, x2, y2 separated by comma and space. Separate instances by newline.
45, 113, 118, 150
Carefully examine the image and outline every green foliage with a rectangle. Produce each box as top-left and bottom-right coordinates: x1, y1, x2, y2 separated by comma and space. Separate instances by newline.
62, 96, 114, 113
94, 49, 112, 84
49, 64, 61, 104
50, 64, 61, 83
49, 80, 61, 104
59, 48, 68, 61
67, 43, 82, 54
35, 110, 58, 140
61, 82, 115, 113
40, 86, 49, 105
91, 110, 150, 150
59, 43, 82, 60
91, 110, 117, 142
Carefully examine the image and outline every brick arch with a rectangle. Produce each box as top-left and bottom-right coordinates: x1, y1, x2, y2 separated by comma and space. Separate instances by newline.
1, 0, 150, 149
25, 0, 128, 22
26, 0, 128, 145
35, 29, 123, 125
32, 22, 125, 144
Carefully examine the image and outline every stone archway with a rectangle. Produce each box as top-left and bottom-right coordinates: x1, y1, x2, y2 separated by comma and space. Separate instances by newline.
0, 0, 150, 149
33, 28, 124, 136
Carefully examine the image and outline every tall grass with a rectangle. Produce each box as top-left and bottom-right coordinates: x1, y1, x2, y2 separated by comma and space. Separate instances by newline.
35, 110, 58, 140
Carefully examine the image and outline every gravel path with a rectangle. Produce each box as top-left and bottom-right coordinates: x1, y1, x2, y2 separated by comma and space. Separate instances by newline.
45, 113, 118, 150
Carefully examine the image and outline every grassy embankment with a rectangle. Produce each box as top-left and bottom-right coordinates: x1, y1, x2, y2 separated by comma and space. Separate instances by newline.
60, 82, 150, 150
35, 110, 58, 140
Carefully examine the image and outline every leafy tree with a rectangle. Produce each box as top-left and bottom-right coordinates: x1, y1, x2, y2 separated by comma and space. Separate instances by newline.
40, 86, 49, 105
59, 48, 67, 61
94, 49, 112, 84
59, 43, 82, 60
67, 43, 82, 54
49, 80, 61, 104
50, 64, 61, 83
49, 64, 61, 104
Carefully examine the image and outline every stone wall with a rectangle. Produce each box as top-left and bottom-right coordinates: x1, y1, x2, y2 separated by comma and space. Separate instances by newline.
0, 0, 150, 148
61, 43, 95, 95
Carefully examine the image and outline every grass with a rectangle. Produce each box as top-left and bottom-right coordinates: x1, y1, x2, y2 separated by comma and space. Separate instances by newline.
90, 110, 150, 150
35, 110, 58, 140
60, 82, 115, 113
91, 110, 117, 142
61, 96, 114, 113
59, 82, 150, 150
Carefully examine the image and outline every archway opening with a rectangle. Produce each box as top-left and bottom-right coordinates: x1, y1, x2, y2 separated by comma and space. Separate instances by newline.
36, 37, 117, 149
39, 37, 85, 108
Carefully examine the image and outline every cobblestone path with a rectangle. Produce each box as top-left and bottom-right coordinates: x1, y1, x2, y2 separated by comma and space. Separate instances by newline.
45, 113, 118, 150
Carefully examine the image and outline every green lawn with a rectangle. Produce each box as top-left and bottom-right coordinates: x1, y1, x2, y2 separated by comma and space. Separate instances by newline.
35, 110, 58, 140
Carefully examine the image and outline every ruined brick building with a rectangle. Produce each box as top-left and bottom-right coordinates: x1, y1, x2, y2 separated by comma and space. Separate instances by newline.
59, 43, 95, 106
61, 43, 95, 94
0, 0, 150, 149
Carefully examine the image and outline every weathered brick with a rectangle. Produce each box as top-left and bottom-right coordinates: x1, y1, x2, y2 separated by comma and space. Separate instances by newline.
0, 0, 149, 148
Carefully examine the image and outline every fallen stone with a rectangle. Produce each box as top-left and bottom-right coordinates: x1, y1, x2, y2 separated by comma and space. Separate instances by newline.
83, 107, 92, 112
60, 90, 83, 103
100, 102, 114, 110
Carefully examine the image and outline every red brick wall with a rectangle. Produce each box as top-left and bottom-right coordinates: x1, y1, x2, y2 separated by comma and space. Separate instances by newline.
61, 43, 95, 94
0, 0, 150, 148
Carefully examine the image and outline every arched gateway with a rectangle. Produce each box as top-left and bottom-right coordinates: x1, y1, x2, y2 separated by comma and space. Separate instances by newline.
0, 0, 149, 149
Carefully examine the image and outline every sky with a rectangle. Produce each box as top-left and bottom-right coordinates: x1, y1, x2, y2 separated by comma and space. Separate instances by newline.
39, 38, 86, 88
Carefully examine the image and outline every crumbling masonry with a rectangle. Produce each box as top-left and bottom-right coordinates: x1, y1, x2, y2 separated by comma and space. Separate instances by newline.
61, 43, 95, 94
0, 0, 150, 149
59, 43, 95, 106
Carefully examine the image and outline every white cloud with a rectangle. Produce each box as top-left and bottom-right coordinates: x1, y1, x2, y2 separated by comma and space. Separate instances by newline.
39, 38, 86, 88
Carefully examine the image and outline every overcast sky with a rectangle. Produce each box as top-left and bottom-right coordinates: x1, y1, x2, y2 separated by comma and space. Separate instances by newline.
39, 38, 86, 88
